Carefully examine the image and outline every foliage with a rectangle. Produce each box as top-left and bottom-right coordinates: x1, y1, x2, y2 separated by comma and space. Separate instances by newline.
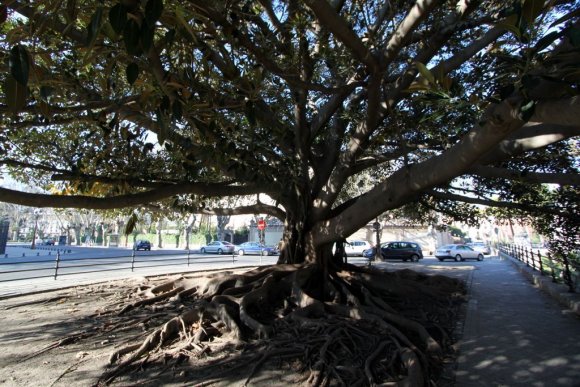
0, 1, 578, 263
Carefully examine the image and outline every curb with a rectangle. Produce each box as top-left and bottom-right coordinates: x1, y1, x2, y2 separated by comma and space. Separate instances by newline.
500, 252, 580, 317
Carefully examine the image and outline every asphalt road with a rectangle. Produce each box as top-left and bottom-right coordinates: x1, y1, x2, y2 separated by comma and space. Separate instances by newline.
0, 243, 480, 298
0, 244, 282, 298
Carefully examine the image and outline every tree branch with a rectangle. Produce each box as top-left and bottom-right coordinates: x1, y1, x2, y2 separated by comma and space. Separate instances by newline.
468, 165, 580, 185
304, 0, 378, 71
425, 190, 575, 219
0, 184, 271, 210
200, 203, 285, 220
478, 122, 580, 164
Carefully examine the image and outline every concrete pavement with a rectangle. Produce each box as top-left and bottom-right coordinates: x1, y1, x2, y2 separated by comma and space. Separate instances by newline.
456, 255, 580, 386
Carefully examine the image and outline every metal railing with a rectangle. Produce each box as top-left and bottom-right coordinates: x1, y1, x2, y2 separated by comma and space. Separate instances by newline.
0, 249, 241, 283
498, 243, 579, 293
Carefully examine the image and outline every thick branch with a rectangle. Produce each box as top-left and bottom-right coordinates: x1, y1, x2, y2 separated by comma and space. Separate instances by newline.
0, 184, 270, 210
200, 203, 285, 220
426, 190, 575, 219
381, 0, 440, 66
478, 122, 580, 164
304, 0, 378, 70
468, 165, 580, 185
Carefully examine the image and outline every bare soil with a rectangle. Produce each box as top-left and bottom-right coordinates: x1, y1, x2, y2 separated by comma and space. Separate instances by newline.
0, 264, 472, 387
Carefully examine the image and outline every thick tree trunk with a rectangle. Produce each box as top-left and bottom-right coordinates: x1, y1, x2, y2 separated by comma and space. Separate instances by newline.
276, 213, 342, 271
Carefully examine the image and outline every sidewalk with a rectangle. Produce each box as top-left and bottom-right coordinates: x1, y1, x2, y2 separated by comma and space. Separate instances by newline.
456, 256, 580, 386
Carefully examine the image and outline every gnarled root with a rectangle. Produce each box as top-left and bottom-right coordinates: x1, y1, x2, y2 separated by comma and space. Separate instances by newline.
99, 264, 465, 385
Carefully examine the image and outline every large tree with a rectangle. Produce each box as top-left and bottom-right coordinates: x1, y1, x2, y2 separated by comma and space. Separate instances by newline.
1, 0, 579, 384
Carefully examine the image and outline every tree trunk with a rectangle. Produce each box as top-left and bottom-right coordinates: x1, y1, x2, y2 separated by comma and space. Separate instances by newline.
156, 219, 163, 248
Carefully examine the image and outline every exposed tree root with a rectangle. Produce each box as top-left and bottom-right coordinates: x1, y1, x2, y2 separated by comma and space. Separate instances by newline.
94, 263, 465, 386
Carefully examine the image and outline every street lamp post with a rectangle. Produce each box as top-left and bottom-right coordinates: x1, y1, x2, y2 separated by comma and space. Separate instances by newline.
31, 209, 41, 250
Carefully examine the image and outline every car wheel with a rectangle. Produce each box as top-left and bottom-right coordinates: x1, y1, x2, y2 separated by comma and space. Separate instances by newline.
477, 254, 484, 261
437, 258, 444, 261
238, 249, 244, 256
217, 248, 223, 254
454, 254, 462, 262
410, 254, 419, 262
201, 248, 206, 254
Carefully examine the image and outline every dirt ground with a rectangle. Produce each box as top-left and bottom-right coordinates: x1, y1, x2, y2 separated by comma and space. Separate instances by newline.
0, 265, 473, 386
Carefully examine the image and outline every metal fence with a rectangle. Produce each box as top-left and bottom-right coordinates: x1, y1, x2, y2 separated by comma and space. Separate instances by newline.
0, 249, 241, 283
498, 243, 579, 292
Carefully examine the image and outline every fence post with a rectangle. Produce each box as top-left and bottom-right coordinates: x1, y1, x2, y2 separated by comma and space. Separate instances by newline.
54, 250, 60, 280
537, 250, 544, 275
131, 249, 136, 272
232, 252, 235, 263
548, 252, 557, 283
561, 254, 574, 293
187, 249, 190, 266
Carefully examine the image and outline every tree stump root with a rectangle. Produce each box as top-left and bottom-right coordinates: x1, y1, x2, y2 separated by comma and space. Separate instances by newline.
80, 264, 465, 385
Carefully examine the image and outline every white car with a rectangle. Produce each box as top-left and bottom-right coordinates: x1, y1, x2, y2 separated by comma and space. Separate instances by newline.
345, 240, 373, 256
435, 244, 484, 262
200, 241, 235, 254
467, 241, 491, 255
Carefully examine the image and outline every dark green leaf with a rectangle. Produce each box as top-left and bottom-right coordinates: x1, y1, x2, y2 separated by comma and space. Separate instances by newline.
123, 19, 142, 55
65, 0, 78, 23
145, 0, 164, 26
4, 76, 28, 112
86, 7, 104, 46
521, 0, 544, 23
245, 101, 256, 126
0, 6, 7, 24
566, 27, 580, 47
533, 31, 560, 53
172, 100, 183, 121
126, 62, 139, 85
9, 45, 30, 86
108, 3, 128, 35
519, 100, 536, 122
40, 86, 54, 102
140, 21, 155, 52
124, 213, 138, 235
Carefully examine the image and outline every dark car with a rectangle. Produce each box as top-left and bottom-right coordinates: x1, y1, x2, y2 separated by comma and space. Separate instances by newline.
363, 241, 423, 262
134, 240, 151, 251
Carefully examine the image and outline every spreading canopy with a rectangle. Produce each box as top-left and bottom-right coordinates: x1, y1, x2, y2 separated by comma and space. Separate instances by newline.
1, 0, 579, 261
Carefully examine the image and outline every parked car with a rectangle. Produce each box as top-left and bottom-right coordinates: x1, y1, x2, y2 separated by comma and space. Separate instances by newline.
344, 240, 373, 256
467, 241, 491, 255
42, 238, 55, 245
363, 241, 423, 262
134, 240, 151, 251
235, 242, 278, 256
200, 241, 235, 254
435, 244, 484, 261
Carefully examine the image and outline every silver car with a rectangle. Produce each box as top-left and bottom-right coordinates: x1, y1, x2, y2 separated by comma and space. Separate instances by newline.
435, 244, 484, 262
467, 241, 491, 255
200, 241, 235, 254
344, 240, 373, 256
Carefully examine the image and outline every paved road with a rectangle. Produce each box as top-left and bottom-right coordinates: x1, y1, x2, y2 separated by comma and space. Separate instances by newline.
0, 244, 284, 298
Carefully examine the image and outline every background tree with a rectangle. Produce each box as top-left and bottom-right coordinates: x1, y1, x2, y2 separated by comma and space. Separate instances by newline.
0, 1, 579, 384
